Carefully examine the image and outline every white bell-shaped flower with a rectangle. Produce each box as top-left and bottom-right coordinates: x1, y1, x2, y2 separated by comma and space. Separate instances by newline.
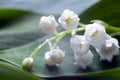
58, 9, 80, 30
84, 23, 109, 48
70, 35, 90, 55
74, 50, 93, 69
97, 38, 119, 62
39, 15, 58, 34
44, 48, 65, 66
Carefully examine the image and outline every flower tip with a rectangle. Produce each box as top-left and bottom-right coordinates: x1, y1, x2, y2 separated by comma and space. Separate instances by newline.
22, 57, 33, 70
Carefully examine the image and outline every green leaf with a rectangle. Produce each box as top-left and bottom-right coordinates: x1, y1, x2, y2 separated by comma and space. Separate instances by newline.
79, 67, 120, 80
0, 8, 46, 50
0, 34, 120, 79
0, 61, 44, 80
79, 0, 120, 27
46, 68, 120, 80
0, 8, 29, 26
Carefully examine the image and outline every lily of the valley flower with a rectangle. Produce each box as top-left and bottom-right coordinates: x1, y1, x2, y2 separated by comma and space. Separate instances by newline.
39, 15, 58, 34
97, 37, 119, 62
84, 23, 109, 48
44, 48, 65, 66
74, 50, 93, 69
58, 9, 80, 30
70, 34, 93, 69
70, 35, 90, 55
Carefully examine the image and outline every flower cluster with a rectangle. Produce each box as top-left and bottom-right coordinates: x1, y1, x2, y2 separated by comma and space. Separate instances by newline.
70, 35, 93, 69
84, 22, 119, 62
22, 9, 119, 70
39, 9, 80, 66
39, 9, 80, 33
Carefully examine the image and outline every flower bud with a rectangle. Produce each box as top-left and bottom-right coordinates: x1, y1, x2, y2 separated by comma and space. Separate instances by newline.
39, 15, 58, 34
22, 57, 33, 70
58, 9, 80, 30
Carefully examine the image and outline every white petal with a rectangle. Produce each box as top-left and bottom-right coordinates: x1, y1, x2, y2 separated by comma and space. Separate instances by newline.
44, 48, 65, 66
44, 52, 55, 65
70, 35, 90, 55
97, 38, 119, 62
84, 23, 108, 48
58, 9, 80, 30
39, 15, 58, 34
74, 50, 93, 69
106, 38, 119, 48
50, 48, 65, 64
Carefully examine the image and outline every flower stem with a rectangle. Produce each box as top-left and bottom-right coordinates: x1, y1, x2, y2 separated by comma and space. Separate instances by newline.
30, 27, 85, 57
110, 32, 120, 37
105, 25, 120, 33
52, 35, 64, 49
78, 23, 86, 27
46, 39, 53, 50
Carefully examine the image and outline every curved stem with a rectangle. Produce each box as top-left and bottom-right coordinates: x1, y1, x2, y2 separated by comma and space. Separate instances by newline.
78, 23, 86, 27
52, 35, 64, 49
90, 20, 120, 33
110, 32, 120, 37
30, 39, 49, 57
46, 39, 53, 50
105, 25, 120, 33
30, 27, 85, 57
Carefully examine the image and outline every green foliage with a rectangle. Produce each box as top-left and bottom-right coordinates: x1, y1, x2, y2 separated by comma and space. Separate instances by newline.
0, 61, 43, 80
80, 0, 120, 27
0, 8, 46, 50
